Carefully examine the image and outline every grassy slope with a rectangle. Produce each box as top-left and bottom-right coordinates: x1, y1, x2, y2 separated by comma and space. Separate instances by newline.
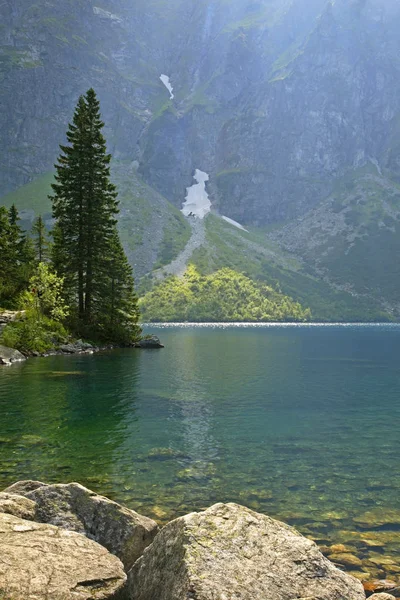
0, 173, 54, 215
269, 166, 400, 319
189, 215, 390, 322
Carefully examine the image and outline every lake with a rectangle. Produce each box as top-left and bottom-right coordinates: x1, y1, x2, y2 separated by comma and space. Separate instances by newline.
1, 323, 400, 579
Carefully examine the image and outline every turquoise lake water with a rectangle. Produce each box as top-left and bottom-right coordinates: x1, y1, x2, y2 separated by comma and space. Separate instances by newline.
1, 324, 400, 578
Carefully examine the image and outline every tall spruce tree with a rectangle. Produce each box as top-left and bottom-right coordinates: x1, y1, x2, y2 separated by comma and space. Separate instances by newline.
50, 88, 141, 341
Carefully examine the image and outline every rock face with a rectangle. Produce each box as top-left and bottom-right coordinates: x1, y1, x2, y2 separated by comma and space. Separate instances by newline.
0, 344, 26, 365
0, 492, 36, 520
3, 481, 158, 571
0, 512, 126, 599
128, 502, 365, 600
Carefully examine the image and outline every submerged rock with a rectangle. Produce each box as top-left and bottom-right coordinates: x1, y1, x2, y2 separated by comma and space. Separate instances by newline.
364, 580, 400, 596
0, 512, 126, 599
128, 502, 365, 600
0, 492, 36, 520
354, 509, 400, 529
328, 552, 364, 568
0, 345, 26, 365
3, 481, 158, 571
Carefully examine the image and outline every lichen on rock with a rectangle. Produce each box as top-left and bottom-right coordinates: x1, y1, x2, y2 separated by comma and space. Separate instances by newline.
128, 502, 366, 600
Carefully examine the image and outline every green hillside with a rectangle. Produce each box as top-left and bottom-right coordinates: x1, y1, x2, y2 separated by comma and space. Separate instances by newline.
188, 215, 391, 322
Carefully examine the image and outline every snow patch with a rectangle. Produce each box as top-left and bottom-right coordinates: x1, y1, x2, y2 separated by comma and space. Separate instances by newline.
160, 74, 174, 100
182, 170, 211, 219
221, 216, 248, 232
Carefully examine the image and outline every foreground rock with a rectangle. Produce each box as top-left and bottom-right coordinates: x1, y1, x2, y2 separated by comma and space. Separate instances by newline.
3, 480, 158, 570
0, 512, 126, 599
0, 344, 26, 365
128, 502, 365, 600
369, 595, 397, 600
0, 492, 36, 520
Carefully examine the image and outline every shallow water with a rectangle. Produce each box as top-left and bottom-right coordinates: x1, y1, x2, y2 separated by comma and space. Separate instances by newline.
1, 324, 400, 579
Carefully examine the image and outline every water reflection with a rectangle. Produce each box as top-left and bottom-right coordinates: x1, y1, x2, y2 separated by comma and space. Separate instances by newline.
1, 326, 400, 580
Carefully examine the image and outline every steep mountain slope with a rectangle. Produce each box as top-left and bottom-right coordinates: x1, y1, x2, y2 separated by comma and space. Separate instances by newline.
1, 0, 400, 319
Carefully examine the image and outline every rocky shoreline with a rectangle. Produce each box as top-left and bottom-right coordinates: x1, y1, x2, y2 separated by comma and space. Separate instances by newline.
0, 310, 164, 365
0, 479, 398, 599
0, 336, 164, 366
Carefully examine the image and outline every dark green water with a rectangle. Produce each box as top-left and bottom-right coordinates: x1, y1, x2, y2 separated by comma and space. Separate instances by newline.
1, 324, 400, 577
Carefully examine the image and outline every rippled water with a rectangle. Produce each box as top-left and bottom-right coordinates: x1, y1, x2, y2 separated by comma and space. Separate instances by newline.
1, 324, 400, 579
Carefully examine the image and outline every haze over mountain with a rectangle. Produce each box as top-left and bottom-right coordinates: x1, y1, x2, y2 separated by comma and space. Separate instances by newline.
2, 0, 400, 320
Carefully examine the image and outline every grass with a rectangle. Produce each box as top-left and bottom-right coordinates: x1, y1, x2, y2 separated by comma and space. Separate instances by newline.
0, 173, 54, 215
154, 210, 191, 269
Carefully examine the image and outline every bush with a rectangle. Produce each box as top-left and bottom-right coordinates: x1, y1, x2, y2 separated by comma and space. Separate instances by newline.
0, 310, 69, 354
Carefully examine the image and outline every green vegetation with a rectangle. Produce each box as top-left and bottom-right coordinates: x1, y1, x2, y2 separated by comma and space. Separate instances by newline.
0, 205, 34, 306
140, 265, 311, 322
0, 172, 54, 215
51, 89, 141, 343
1, 311, 69, 354
155, 210, 191, 269
1, 89, 141, 354
189, 215, 390, 322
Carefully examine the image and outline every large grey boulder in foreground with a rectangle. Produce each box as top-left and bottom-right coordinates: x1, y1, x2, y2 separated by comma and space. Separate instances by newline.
0, 512, 126, 599
3, 480, 158, 570
128, 503, 366, 600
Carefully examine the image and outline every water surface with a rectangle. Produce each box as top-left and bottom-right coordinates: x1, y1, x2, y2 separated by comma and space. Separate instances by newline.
1, 324, 400, 577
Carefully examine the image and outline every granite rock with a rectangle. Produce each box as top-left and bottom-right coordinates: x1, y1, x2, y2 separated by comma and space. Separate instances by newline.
128, 502, 365, 600
0, 512, 126, 599
4, 481, 158, 571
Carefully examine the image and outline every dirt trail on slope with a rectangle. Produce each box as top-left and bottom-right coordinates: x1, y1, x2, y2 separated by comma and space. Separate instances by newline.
154, 217, 206, 279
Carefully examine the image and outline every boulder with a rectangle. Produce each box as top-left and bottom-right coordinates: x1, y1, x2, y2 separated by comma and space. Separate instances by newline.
369, 595, 397, 600
136, 336, 164, 348
4, 480, 45, 495
0, 512, 126, 599
0, 492, 36, 520
0, 344, 26, 365
128, 502, 365, 600
3, 480, 158, 571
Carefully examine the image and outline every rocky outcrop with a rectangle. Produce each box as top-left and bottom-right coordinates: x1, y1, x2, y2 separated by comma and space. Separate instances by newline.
0, 512, 126, 599
0, 492, 36, 520
3, 481, 158, 570
136, 336, 164, 349
127, 502, 365, 600
0, 344, 26, 365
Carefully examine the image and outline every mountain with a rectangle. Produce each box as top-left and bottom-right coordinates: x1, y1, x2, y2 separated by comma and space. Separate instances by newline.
1, 0, 400, 319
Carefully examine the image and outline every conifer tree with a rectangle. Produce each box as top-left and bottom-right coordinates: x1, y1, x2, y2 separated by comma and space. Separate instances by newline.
50, 89, 141, 341
0, 205, 34, 305
32, 215, 48, 263
97, 229, 141, 342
